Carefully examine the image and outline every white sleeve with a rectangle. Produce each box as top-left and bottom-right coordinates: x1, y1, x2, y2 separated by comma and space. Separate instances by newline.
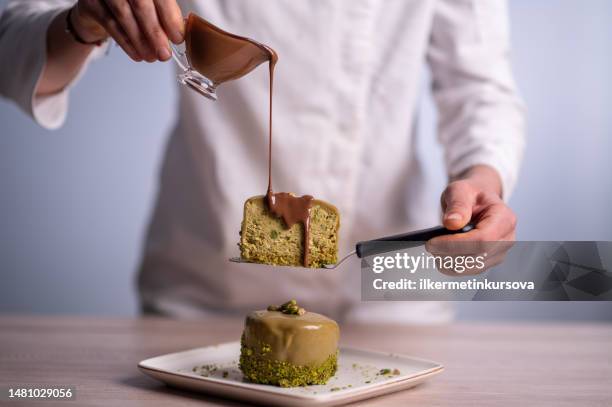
427, 0, 526, 200
0, 0, 106, 130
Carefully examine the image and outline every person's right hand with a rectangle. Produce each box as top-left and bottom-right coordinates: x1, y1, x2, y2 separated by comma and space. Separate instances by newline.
71, 0, 184, 62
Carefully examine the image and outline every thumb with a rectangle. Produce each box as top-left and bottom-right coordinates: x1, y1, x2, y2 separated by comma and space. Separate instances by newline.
442, 182, 475, 230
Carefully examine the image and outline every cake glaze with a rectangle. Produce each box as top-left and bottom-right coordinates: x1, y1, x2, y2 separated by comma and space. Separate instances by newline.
239, 307, 339, 387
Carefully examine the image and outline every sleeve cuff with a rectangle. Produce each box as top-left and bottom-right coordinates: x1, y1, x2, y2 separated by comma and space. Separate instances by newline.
447, 153, 519, 203
32, 37, 109, 130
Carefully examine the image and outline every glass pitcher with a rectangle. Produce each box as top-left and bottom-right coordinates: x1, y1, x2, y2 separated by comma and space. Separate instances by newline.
171, 13, 276, 101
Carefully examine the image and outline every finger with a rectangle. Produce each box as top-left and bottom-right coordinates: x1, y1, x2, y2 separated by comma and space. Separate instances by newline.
473, 203, 517, 241
426, 232, 491, 256
431, 203, 515, 247
441, 182, 476, 230
426, 229, 515, 261
480, 251, 506, 272
104, 0, 156, 62
73, 1, 108, 41
153, 0, 184, 44
129, 0, 172, 60
103, 18, 142, 61
429, 240, 513, 277
500, 230, 516, 242
79, 0, 142, 61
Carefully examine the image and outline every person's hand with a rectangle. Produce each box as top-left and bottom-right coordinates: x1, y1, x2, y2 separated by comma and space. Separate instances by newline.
71, 0, 184, 62
437, 165, 516, 241
425, 165, 516, 274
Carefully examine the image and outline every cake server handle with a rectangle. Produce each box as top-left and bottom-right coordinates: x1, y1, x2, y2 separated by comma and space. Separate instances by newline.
354, 223, 475, 259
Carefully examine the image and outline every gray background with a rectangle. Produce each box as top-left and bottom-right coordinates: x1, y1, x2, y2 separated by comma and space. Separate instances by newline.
1, 0, 611, 320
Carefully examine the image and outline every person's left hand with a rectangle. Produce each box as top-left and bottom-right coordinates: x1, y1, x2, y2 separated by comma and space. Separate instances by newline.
435, 165, 516, 242
425, 165, 516, 274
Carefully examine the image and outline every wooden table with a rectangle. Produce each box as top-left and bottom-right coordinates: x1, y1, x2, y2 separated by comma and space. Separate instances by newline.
1, 316, 610, 406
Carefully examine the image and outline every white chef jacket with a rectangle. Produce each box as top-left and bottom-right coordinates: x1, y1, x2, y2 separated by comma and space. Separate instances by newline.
0, 0, 525, 323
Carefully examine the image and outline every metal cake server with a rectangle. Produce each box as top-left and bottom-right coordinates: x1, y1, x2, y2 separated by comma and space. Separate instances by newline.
230, 223, 475, 269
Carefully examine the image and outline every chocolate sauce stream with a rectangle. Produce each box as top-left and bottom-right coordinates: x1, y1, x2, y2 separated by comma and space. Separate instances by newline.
267, 58, 275, 195
264, 56, 314, 267
185, 14, 314, 266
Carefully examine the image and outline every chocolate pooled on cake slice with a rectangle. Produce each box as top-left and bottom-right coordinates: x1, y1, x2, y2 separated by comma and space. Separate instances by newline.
239, 195, 339, 268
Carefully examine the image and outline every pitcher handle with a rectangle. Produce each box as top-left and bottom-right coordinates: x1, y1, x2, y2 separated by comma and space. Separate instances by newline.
170, 41, 218, 101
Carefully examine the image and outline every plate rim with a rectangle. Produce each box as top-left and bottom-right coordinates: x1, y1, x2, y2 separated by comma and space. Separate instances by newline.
138, 341, 444, 402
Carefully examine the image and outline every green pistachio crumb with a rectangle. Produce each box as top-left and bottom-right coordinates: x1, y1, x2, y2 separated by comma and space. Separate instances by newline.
379, 368, 391, 375
222, 371, 228, 378
330, 387, 341, 392
267, 299, 307, 315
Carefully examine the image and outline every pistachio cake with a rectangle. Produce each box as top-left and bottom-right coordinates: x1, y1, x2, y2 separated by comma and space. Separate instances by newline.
239, 195, 339, 268
239, 300, 339, 387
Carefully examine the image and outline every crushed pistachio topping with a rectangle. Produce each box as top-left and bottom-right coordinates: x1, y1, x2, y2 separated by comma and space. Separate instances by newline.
378, 368, 401, 376
192, 364, 219, 377
239, 334, 337, 387
267, 299, 306, 316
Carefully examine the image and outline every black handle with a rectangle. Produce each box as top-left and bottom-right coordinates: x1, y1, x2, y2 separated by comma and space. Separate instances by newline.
355, 223, 475, 258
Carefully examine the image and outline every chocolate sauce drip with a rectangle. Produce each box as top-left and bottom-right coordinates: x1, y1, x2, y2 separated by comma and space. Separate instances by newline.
264, 56, 314, 267
266, 191, 314, 266
185, 13, 314, 266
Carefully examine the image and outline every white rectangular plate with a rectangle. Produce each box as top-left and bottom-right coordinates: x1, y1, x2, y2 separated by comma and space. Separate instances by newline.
138, 341, 443, 406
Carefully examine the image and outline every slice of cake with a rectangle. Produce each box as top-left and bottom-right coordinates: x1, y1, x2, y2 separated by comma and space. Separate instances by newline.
239, 195, 340, 268
239, 300, 339, 387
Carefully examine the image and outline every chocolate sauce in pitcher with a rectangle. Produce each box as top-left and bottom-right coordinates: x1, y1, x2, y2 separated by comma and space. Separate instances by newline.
185, 13, 314, 266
